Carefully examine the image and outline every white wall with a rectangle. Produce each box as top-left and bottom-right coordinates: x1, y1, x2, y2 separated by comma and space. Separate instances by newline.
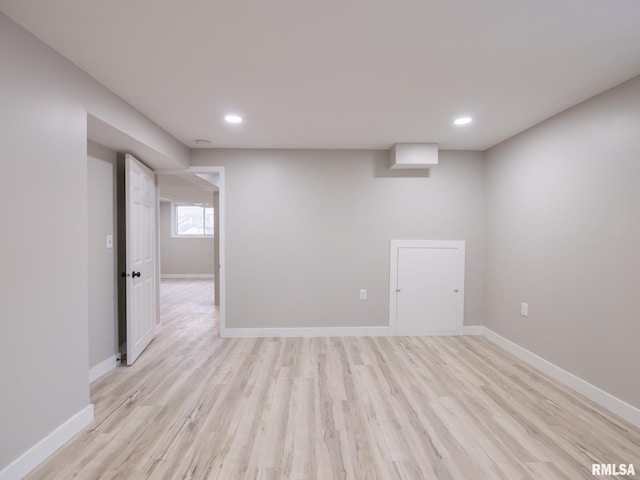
0, 12, 186, 474
159, 201, 215, 276
87, 142, 118, 369
485, 75, 640, 409
192, 149, 486, 330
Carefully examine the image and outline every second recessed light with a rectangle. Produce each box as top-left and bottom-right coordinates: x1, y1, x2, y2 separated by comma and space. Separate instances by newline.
225, 114, 243, 124
454, 116, 473, 126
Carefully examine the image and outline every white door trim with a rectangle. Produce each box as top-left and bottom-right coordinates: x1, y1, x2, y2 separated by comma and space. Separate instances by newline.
155, 166, 226, 335
389, 239, 465, 335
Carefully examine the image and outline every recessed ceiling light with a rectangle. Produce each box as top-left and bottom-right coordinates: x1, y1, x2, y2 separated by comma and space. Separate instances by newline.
454, 116, 473, 126
194, 139, 211, 146
224, 114, 243, 124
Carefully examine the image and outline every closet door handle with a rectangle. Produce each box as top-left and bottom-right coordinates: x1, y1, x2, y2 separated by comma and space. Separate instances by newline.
132, 271, 141, 278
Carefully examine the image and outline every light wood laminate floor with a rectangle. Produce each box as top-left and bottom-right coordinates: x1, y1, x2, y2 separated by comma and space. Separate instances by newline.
26, 279, 640, 479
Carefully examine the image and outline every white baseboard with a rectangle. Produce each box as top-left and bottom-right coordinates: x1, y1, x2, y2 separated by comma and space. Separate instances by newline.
223, 326, 389, 338
89, 354, 120, 383
389, 330, 464, 336
160, 274, 214, 279
462, 325, 484, 335
223, 326, 484, 338
482, 327, 640, 428
0, 404, 94, 480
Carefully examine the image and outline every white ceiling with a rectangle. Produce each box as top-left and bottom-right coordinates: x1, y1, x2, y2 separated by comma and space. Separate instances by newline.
2, 0, 640, 151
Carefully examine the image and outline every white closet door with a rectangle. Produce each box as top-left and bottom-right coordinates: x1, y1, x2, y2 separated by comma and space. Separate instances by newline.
390, 240, 465, 335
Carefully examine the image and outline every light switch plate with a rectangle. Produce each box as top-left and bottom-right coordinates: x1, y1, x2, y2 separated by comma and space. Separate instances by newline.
106, 235, 113, 249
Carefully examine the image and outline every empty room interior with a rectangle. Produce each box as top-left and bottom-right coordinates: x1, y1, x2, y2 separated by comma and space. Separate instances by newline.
1, 1, 639, 479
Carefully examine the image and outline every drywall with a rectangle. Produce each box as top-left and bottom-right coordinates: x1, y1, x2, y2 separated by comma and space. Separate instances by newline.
87, 142, 118, 369
485, 75, 640, 409
191, 149, 485, 329
159, 202, 215, 276
0, 12, 186, 473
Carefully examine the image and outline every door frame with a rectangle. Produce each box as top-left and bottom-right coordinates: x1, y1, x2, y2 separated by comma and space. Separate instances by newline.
155, 166, 226, 335
389, 239, 465, 335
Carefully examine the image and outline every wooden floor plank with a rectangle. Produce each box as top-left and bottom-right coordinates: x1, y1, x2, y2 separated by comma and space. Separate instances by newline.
23, 279, 640, 480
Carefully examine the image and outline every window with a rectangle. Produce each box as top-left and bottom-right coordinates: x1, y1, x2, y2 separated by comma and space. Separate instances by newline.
173, 204, 214, 237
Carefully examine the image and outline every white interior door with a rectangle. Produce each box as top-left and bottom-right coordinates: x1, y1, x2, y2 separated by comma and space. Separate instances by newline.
390, 240, 465, 335
125, 154, 157, 365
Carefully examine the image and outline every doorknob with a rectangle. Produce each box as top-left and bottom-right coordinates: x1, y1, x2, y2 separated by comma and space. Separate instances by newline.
132, 271, 141, 278
454, 289, 459, 293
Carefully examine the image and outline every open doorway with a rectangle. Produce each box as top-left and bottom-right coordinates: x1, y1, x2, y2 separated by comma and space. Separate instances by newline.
156, 169, 224, 336
86, 116, 226, 384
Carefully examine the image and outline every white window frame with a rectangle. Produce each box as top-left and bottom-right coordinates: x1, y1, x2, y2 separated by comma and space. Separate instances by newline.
170, 202, 214, 239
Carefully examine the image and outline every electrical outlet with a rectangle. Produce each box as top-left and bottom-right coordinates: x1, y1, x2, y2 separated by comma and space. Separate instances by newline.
521, 302, 528, 317
360, 289, 367, 300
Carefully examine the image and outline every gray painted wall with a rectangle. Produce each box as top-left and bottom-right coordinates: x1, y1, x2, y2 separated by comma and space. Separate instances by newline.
0, 12, 186, 471
87, 142, 118, 369
191, 149, 486, 329
159, 201, 215, 275
485, 75, 640, 409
